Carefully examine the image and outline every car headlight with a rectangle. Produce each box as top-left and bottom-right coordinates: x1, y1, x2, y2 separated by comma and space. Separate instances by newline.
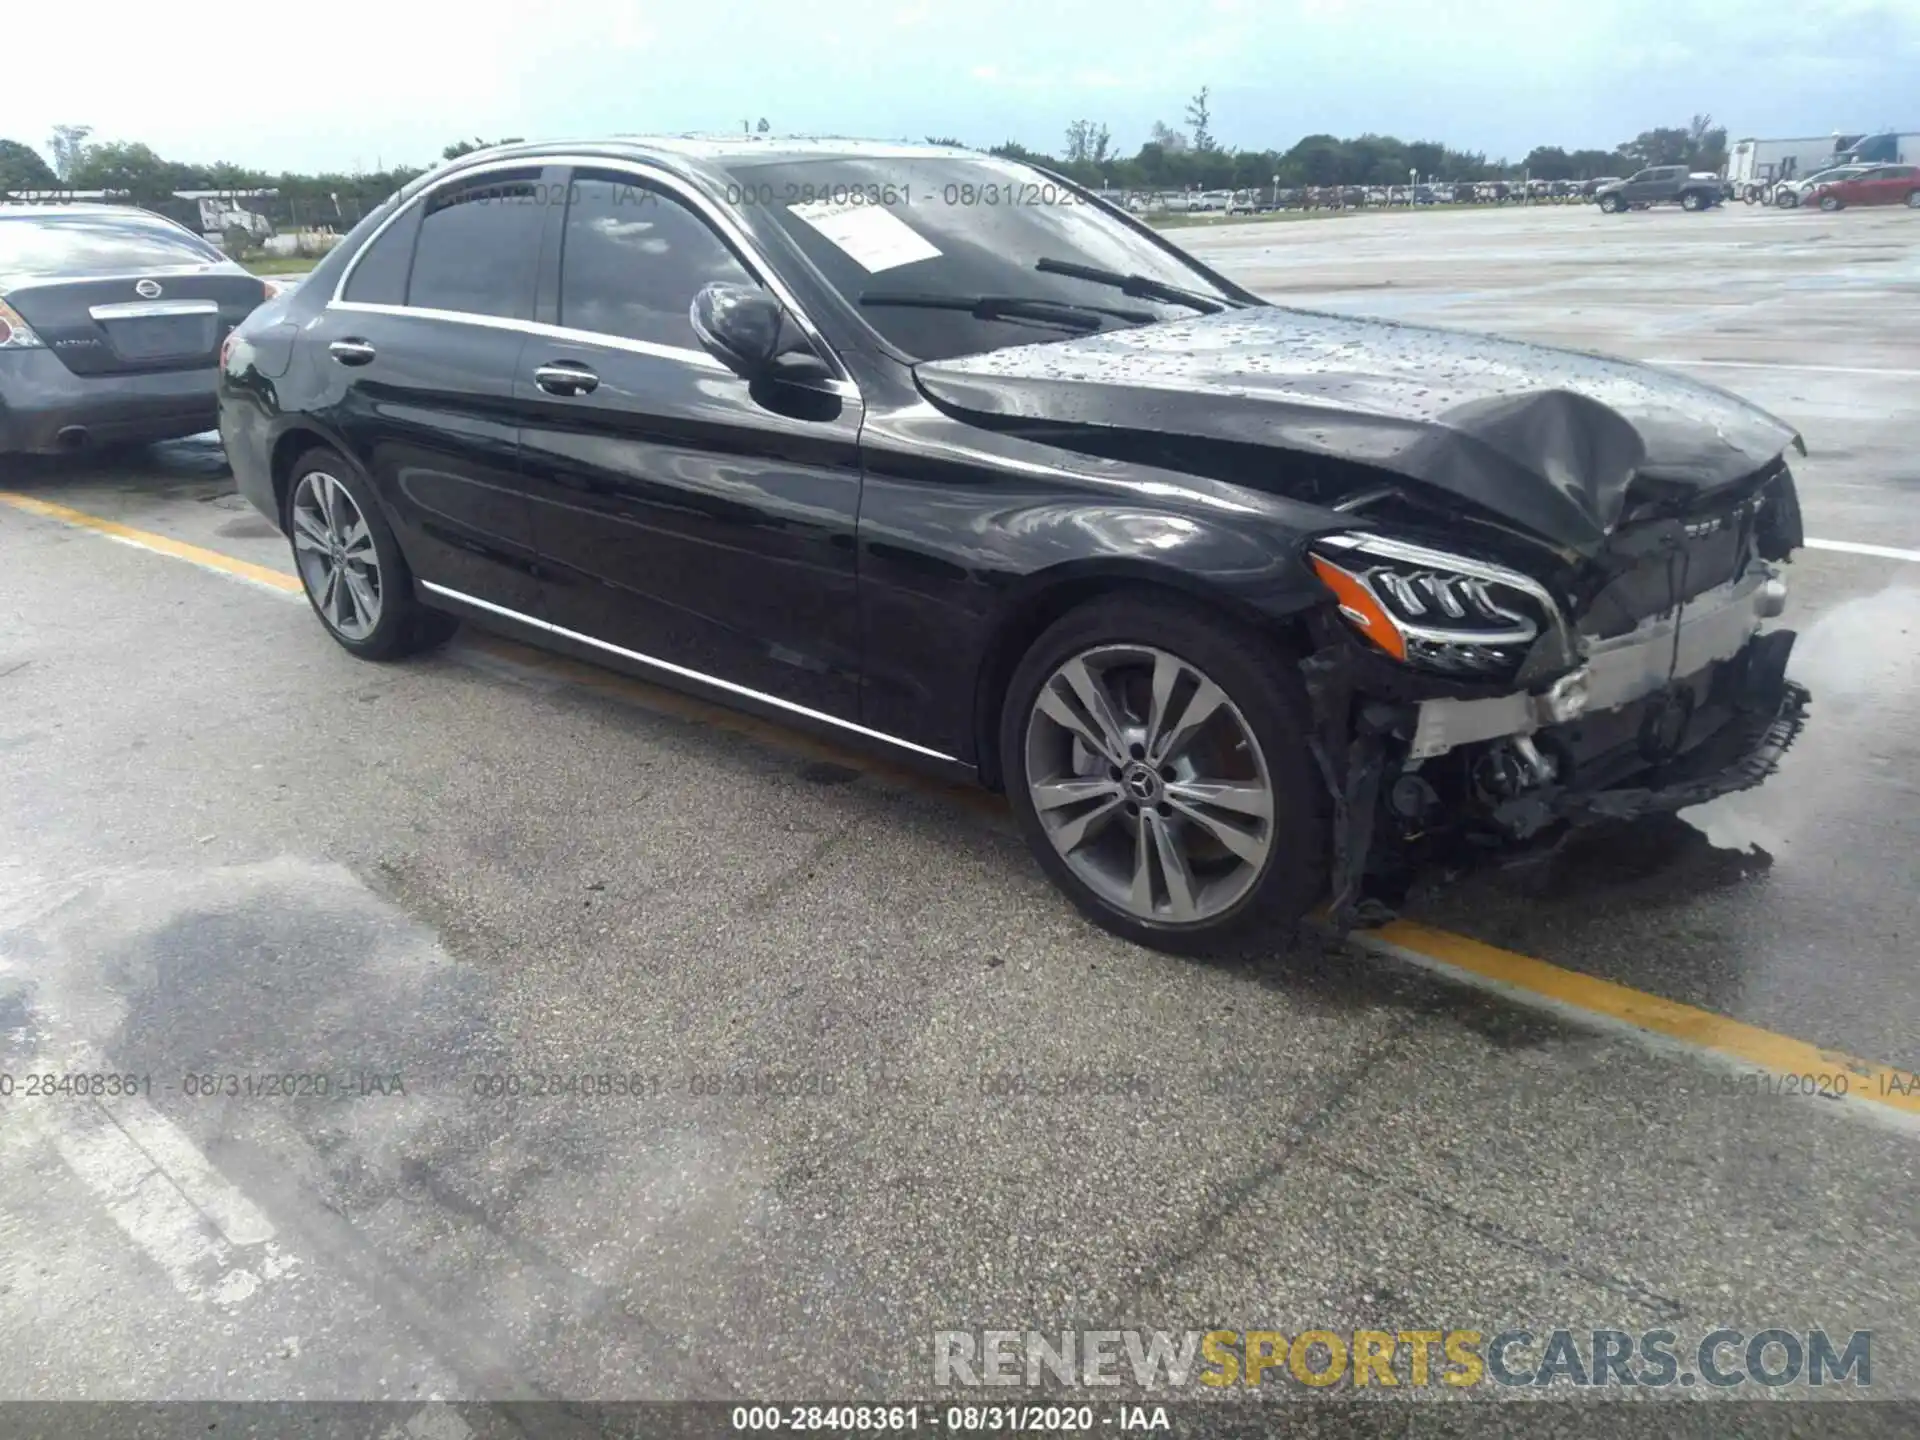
1307, 532, 1570, 678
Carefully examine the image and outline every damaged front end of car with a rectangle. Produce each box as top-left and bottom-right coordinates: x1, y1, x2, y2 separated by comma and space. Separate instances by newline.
1298, 457, 1812, 931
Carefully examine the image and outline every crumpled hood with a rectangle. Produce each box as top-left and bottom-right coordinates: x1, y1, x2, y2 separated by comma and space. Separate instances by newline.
913, 306, 1802, 555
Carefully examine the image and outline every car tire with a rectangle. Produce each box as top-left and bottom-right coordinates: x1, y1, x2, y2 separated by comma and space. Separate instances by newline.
283, 448, 459, 662
1908, 190, 1920, 208
1681, 191, 1705, 211
1598, 194, 1622, 213
1819, 194, 1842, 211
999, 592, 1329, 956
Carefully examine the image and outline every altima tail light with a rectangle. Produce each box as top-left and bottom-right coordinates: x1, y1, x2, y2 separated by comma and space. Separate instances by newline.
0, 299, 45, 349
1308, 532, 1568, 679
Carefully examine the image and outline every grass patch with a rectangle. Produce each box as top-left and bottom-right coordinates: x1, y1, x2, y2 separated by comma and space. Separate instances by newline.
245, 253, 328, 276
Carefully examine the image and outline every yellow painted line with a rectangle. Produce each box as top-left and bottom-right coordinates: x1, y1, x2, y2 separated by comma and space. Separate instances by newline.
0, 491, 301, 594
13, 489, 1920, 1122
1359, 918, 1920, 1122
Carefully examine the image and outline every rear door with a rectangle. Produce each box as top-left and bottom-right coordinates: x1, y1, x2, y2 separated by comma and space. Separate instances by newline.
0, 211, 268, 376
1866, 166, 1918, 203
310, 163, 557, 614
512, 166, 865, 720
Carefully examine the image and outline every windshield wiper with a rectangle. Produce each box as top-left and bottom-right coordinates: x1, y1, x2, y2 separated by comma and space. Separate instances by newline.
858, 291, 1156, 332
1033, 257, 1238, 314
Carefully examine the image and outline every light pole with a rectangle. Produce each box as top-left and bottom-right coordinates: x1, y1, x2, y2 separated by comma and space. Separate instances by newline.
1409, 165, 1417, 204
1271, 172, 1279, 208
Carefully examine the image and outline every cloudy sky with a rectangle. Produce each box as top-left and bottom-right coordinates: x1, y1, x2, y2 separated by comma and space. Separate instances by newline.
10, 0, 1919, 173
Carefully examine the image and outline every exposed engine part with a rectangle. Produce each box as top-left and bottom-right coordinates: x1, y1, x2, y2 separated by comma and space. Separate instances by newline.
1471, 738, 1556, 806
1388, 772, 1441, 823
1638, 688, 1695, 760
1510, 735, 1557, 785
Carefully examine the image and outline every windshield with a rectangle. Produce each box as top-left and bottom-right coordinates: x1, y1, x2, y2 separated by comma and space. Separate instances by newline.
723, 154, 1244, 361
0, 210, 224, 279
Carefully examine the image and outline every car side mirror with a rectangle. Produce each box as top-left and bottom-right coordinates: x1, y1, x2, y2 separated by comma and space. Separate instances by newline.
690, 281, 838, 393
691, 282, 785, 378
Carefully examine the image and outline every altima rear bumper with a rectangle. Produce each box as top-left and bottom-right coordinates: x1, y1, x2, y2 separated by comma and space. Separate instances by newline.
0, 350, 217, 454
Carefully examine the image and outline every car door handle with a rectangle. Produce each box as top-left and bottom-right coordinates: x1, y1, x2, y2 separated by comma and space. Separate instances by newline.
329, 338, 376, 366
534, 362, 599, 396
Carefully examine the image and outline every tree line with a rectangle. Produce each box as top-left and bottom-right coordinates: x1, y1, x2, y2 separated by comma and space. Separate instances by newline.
0, 106, 1731, 220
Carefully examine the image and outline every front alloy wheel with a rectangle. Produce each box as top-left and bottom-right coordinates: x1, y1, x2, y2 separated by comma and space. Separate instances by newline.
1001, 594, 1328, 955
1026, 646, 1274, 926
291, 469, 382, 641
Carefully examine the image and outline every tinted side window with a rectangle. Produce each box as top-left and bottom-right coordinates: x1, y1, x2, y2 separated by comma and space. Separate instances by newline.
406, 171, 546, 320
342, 203, 422, 305
557, 172, 756, 349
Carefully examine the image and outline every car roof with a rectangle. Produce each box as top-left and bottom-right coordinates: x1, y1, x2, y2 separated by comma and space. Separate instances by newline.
404, 135, 1018, 208
429, 134, 978, 182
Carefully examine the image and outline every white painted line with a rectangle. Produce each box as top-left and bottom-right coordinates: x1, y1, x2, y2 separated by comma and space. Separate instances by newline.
1805, 537, 1920, 565
1647, 358, 1920, 378
12, 1041, 296, 1307
99, 1086, 278, 1246
48, 1099, 298, 1305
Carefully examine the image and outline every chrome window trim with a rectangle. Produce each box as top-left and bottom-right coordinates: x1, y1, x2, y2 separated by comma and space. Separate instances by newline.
328, 299, 730, 371
88, 298, 220, 321
327, 153, 859, 398
419, 581, 956, 763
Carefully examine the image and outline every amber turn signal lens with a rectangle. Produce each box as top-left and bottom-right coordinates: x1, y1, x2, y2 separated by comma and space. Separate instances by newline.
1309, 554, 1408, 661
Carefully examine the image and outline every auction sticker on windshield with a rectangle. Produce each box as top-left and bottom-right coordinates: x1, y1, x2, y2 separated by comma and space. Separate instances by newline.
787, 198, 941, 273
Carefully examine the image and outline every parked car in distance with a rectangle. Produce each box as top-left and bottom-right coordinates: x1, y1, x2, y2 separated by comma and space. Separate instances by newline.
1594, 167, 1723, 212
1, 204, 278, 454
219, 138, 1813, 953
1806, 164, 1920, 210
1772, 164, 1869, 207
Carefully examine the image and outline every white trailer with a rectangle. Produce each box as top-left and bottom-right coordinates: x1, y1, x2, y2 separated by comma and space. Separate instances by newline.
1727, 136, 1847, 190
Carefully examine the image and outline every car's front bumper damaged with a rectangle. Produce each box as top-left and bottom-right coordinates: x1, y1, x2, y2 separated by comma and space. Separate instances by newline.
1303, 562, 1811, 931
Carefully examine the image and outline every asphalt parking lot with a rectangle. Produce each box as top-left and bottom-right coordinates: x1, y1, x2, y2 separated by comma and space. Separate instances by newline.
3, 201, 1918, 1430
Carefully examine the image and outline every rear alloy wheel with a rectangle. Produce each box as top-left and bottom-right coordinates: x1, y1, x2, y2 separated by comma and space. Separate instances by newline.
286, 450, 458, 661
1681, 191, 1705, 211
1908, 190, 1920, 208
1002, 595, 1327, 955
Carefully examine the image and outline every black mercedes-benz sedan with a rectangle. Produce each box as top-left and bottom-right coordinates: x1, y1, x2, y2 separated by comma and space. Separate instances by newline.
1, 205, 278, 454
218, 138, 1810, 953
